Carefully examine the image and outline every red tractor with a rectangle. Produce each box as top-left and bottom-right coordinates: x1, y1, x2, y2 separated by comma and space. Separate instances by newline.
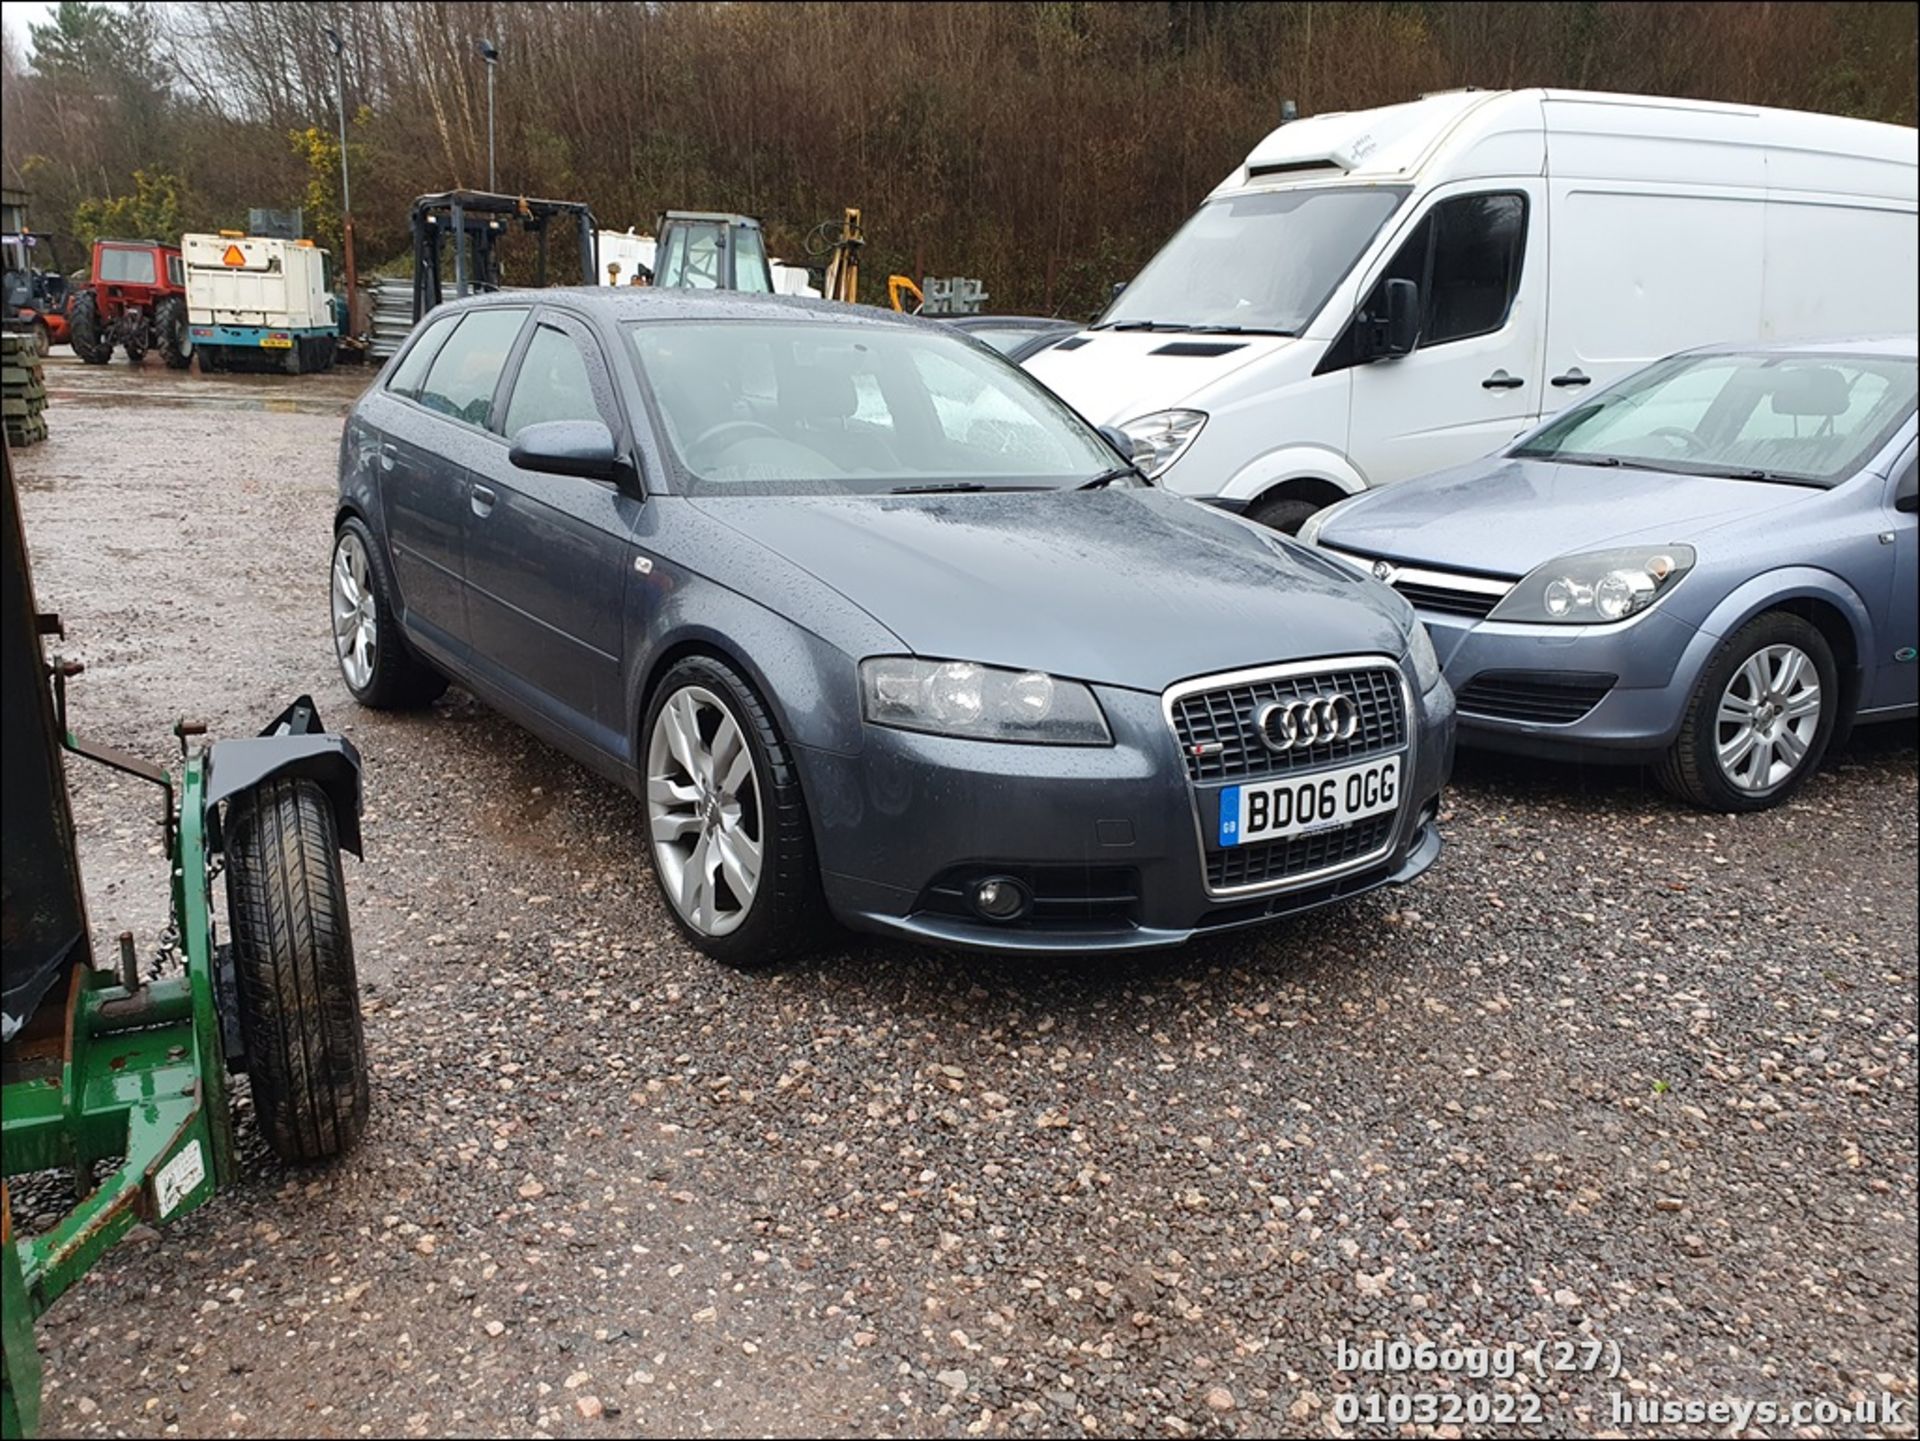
68, 238, 193, 368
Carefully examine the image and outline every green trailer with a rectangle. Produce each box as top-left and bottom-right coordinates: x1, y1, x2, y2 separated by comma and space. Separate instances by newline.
1, 443, 372, 1437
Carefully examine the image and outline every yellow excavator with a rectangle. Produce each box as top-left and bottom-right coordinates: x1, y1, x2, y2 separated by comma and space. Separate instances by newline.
811, 206, 922, 312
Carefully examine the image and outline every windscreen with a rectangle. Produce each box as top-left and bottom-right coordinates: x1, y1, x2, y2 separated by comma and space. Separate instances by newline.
1513, 351, 1918, 485
628, 318, 1121, 496
1100, 186, 1406, 335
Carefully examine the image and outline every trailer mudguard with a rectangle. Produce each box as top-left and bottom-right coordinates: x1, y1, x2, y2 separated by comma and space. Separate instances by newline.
203, 694, 364, 857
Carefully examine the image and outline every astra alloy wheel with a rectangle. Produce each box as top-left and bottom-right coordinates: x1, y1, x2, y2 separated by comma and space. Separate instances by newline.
641, 657, 824, 968
1657, 611, 1838, 813
1715, 644, 1822, 793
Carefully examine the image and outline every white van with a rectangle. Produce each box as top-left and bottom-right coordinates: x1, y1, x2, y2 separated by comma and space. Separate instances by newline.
1025, 88, 1919, 530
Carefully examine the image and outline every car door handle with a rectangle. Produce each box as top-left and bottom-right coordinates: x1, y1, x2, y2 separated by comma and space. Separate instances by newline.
470, 485, 496, 517
1550, 368, 1592, 388
1481, 370, 1525, 390
378, 443, 397, 471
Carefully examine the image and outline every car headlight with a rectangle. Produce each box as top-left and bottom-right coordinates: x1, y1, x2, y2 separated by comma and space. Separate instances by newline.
1116, 409, 1206, 479
860, 657, 1113, 745
1488, 545, 1695, 625
1404, 621, 1443, 693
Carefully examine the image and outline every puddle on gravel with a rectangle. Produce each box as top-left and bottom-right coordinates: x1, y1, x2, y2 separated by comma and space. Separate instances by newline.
38, 352, 376, 418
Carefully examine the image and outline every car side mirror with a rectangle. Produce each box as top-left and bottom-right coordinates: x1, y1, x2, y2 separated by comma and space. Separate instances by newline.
1897, 487, 1918, 514
509, 420, 628, 486
1098, 425, 1141, 468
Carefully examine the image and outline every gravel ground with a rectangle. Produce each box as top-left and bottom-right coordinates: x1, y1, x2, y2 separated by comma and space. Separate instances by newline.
9, 355, 1917, 1439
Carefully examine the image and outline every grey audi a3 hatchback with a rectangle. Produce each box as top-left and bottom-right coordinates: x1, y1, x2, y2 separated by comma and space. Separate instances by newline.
332, 289, 1453, 965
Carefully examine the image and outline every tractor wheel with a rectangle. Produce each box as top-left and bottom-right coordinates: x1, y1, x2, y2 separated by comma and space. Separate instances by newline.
31, 318, 51, 357
154, 295, 192, 370
223, 777, 370, 1162
68, 291, 111, 364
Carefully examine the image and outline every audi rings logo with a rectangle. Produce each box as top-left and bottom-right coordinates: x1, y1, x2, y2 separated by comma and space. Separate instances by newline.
1254, 694, 1360, 751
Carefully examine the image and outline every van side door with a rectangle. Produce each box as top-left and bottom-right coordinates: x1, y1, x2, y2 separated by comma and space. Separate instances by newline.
1341, 181, 1547, 486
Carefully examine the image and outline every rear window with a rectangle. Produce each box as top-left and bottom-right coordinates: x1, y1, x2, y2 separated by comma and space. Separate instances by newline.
416, 309, 528, 429
97, 247, 156, 284
385, 314, 458, 399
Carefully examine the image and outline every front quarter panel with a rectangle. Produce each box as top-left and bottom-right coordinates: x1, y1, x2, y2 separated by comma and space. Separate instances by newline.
622, 497, 904, 764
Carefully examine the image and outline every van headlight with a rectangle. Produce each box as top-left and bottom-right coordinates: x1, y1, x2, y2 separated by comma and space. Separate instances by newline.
1115, 410, 1206, 479
1488, 546, 1695, 625
860, 658, 1113, 745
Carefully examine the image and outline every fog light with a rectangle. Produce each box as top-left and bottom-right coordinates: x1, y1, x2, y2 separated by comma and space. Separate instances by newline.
972, 877, 1029, 921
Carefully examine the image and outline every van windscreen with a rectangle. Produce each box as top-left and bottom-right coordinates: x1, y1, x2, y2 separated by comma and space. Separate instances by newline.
1097, 187, 1406, 336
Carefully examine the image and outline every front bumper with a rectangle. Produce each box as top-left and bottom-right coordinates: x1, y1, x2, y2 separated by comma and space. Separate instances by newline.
798, 672, 1452, 955
1425, 606, 1701, 762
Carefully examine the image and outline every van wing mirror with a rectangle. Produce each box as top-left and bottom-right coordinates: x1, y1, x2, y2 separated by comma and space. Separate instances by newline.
509, 420, 627, 485
1382, 278, 1419, 357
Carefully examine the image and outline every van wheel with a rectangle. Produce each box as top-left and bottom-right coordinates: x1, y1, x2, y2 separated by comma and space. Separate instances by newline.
1656, 612, 1837, 813
1246, 495, 1320, 536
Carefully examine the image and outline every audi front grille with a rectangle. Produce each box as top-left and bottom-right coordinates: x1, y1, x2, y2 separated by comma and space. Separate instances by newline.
1168, 662, 1406, 784
1164, 656, 1414, 898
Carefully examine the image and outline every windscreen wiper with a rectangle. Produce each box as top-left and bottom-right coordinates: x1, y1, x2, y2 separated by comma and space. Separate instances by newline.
1186, 324, 1296, 336
1089, 319, 1183, 332
1515, 451, 1623, 468
1685, 466, 1812, 485
885, 482, 1048, 495
1076, 467, 1144, 490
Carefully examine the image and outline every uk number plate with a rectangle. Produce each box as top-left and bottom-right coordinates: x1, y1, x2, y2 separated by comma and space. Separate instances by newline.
1216, 756, 1400, 847
261, 334, 293, 348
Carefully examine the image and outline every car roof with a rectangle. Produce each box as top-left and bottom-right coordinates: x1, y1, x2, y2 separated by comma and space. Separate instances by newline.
1687, 334, 1917, 360
442, 285, 953, 332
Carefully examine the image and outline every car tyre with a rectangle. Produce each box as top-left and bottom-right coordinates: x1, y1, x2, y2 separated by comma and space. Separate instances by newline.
1246, 494, 1321, 536
223, 777, 370, 1162
1656, 611, 1837, 813
330, 516, 448, 709
642, 656, 825, 969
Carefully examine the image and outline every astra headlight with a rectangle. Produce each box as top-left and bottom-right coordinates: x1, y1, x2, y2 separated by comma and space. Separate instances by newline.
860, 658, 1113, 745
1489, 545, 1695, 625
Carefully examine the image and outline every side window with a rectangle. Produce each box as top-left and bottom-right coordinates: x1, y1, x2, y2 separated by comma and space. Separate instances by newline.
502, 324, 606, 436
1370, 192, 1528, 349
416, 309, 528, 428
385, 315, 459, 399
1895, 455, 1917, 511
167, 254, 184, 288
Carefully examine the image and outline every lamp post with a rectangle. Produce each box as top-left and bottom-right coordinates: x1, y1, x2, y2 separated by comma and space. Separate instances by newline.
322, 24, 360, 342
475, 38, 499, 192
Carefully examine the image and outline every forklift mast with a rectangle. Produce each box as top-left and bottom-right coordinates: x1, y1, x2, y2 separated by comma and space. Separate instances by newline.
410, 190, 599, 322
